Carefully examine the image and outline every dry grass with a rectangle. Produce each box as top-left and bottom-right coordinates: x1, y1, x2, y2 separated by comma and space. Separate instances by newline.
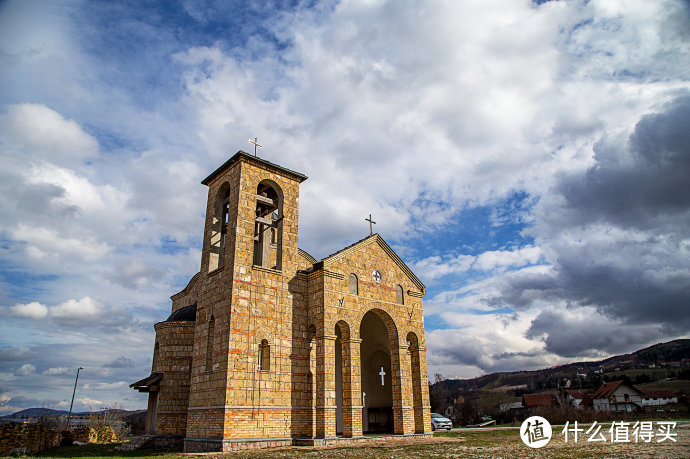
36, 422, 690, 458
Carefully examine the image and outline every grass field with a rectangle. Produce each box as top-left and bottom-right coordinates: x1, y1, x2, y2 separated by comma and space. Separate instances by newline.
33, 423, 689, 458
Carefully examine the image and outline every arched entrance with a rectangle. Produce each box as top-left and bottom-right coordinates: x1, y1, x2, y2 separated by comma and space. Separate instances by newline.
360, 309, 398, 433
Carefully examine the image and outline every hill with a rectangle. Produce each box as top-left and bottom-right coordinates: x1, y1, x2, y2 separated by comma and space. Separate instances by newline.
429, 339, 690, 422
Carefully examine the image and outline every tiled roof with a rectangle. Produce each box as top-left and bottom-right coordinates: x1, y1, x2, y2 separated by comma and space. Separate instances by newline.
522, 393, 555, 407
591, 380, 625, 399
565, 389, 592, 399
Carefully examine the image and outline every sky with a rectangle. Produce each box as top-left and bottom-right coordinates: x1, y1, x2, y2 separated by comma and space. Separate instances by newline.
0, 0, 689, 415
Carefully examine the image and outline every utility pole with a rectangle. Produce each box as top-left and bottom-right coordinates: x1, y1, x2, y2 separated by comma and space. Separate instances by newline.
67, 367, 83, 431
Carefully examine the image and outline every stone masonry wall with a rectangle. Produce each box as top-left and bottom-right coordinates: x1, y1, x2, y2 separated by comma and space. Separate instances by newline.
0, 422, 61, 455
152, 321, 194, 436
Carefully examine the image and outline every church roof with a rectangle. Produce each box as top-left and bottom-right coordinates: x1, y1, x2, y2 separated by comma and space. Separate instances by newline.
201, 151, 308, 185
321, 233, 426, 294
165, 303, 197, 322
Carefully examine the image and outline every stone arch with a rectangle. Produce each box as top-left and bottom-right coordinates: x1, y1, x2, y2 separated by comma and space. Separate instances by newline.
406, 331, 424, 433
209, 182, 231, 271
253, 179, 284, 269
359, 308, 400, 433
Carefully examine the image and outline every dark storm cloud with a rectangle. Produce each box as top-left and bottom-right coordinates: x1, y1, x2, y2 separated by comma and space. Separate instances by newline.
558, 96, 690, 230
526, 309, 666, 358
486, 96, 690, 356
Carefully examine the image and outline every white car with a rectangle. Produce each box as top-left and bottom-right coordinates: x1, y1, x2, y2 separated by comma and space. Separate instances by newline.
430, 413, 452, 431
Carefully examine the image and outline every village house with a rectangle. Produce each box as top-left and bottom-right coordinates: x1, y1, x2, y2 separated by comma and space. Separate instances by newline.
564, 389, 593, 409
521, 393, 558, 414
580, 380, 643, 412
130, 152, 432, 452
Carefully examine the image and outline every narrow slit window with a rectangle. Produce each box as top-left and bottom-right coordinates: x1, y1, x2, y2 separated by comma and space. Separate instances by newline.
259, 339, 270, 371
206, 315, 215, 371
349, 274, 358, 295
396, 285, 404, 305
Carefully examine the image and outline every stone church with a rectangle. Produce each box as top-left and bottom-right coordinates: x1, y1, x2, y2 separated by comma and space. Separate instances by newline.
131, 151, 432, 451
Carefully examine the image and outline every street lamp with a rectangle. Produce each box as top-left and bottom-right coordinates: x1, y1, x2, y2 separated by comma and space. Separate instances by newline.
66, 367, 83, 431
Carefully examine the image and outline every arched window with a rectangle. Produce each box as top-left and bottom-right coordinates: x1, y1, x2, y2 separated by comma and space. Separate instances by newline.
349, 274, 358, 295
259, 339, 270, 371
206, 315, 215, 371
253, 181, 283, 270
209, 184, 230, 272
396, 285, 404, 305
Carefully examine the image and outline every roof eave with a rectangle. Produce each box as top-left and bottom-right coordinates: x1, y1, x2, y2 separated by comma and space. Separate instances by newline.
201, 151, 308, 186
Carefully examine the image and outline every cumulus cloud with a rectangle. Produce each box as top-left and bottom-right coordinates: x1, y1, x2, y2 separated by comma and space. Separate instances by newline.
0, 104, 98, 165
15, 364, 36, 376
42, 367, 70, 376
76, 396, 103, 408
50, 297, 102, 320
6, 302, 48, 319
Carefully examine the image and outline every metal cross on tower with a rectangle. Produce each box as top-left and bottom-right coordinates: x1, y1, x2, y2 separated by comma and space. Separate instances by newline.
249, 137, 263, 156
365, 214, 376, 236
379, 366, 386, 385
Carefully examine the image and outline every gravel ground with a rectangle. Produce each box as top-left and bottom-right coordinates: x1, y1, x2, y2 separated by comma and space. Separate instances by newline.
205, 422, 690, 458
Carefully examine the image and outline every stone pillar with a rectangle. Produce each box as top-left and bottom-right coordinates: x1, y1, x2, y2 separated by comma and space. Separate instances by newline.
392, 343, 415, 435
342, 338, 363, 437
417, 346, 432, 433
315, 334, 337, 438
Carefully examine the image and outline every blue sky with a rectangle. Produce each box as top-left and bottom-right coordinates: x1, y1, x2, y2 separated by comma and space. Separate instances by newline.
1, 0, 689, 414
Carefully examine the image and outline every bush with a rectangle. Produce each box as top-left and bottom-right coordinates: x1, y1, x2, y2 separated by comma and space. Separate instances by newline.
87, 406, 129, 443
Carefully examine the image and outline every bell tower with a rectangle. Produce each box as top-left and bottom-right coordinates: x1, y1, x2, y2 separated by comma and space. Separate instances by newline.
185, 151, 308, 451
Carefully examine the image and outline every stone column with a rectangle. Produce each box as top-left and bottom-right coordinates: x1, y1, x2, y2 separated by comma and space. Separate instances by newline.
315, 334, 337, 438
342, 338, 363, 437
392, 343, 415, 435
417, 346, 432, 433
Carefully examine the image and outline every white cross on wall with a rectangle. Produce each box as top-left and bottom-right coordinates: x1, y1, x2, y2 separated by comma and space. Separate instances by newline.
379, 366, 386, 385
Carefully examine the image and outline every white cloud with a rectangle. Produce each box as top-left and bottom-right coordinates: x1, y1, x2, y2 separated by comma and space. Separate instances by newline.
6, 302, 48, 319
76, 396, 103, 408
411, 254, 475, 281
16, 364, 36, 376
42, 367, 70, 376
50, 297, 102, 319
0, 104, 98, 165
474, 246, 542, 272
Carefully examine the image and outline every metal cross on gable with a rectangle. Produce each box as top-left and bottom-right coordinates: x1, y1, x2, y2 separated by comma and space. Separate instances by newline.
365, 214, 376, 236
249, 137, 263, 156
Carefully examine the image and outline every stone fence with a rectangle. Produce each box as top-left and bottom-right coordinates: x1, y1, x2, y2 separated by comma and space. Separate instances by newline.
0, 422, 62, 455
